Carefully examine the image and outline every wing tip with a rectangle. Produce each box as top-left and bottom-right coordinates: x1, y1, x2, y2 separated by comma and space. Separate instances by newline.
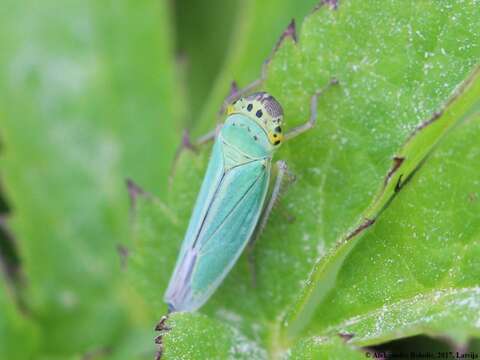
167, 302, 176, 313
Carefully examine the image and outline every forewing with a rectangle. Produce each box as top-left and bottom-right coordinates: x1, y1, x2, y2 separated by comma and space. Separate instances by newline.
178, 140, 224, 259
165, 139, 270, 311
191, 159, 270, 299
164, 139, 225, 309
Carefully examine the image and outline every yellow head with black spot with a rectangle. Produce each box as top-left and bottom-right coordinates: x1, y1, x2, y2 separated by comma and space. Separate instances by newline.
227, 92, 284, 147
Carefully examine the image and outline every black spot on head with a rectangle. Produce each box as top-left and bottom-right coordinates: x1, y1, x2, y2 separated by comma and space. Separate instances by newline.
245, 92, 284, 117
256, 109, 263, 118
273, 134, 278, 138
274, 140, 281, 145
275, 126, 282, 133
247, 103, 253, 111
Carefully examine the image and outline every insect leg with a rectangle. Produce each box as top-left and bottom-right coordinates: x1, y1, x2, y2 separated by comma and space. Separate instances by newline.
284, 78, 339, 141
219, 20, 299, 115
247, 160, 295, 286
168, 126, 220, 190
219, 61, 269, 116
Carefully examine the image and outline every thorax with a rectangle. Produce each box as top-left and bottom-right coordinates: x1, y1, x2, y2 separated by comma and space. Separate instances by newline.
218, 114, 274, 164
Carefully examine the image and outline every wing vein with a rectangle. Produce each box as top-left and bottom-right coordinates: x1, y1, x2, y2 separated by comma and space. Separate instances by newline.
191, 171, 227, 248
199, 169, 266, 250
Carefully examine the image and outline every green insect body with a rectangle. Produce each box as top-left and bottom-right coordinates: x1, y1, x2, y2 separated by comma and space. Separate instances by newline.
164, 92, 285, 312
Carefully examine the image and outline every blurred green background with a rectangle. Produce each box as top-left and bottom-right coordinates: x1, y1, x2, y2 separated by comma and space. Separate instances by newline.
1, 0, 479, 359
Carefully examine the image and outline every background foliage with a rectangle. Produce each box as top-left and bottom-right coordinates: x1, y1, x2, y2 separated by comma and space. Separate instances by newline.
0, 0, 479, 359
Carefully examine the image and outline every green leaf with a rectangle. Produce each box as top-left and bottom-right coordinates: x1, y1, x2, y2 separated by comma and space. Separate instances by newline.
302, 103, 480, 345
0, 0, 180, 356
288, 336, 365, 360
285, 65, 480, 337
2, 0, 479, 358
0, 280, 38, 359
161, 312, 267, 360
147, 311, 366, 359
130, 0, 480, 357
128, 190, 181, 320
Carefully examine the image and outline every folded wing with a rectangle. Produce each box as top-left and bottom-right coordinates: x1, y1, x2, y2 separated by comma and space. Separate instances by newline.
165, 140, 270, 312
